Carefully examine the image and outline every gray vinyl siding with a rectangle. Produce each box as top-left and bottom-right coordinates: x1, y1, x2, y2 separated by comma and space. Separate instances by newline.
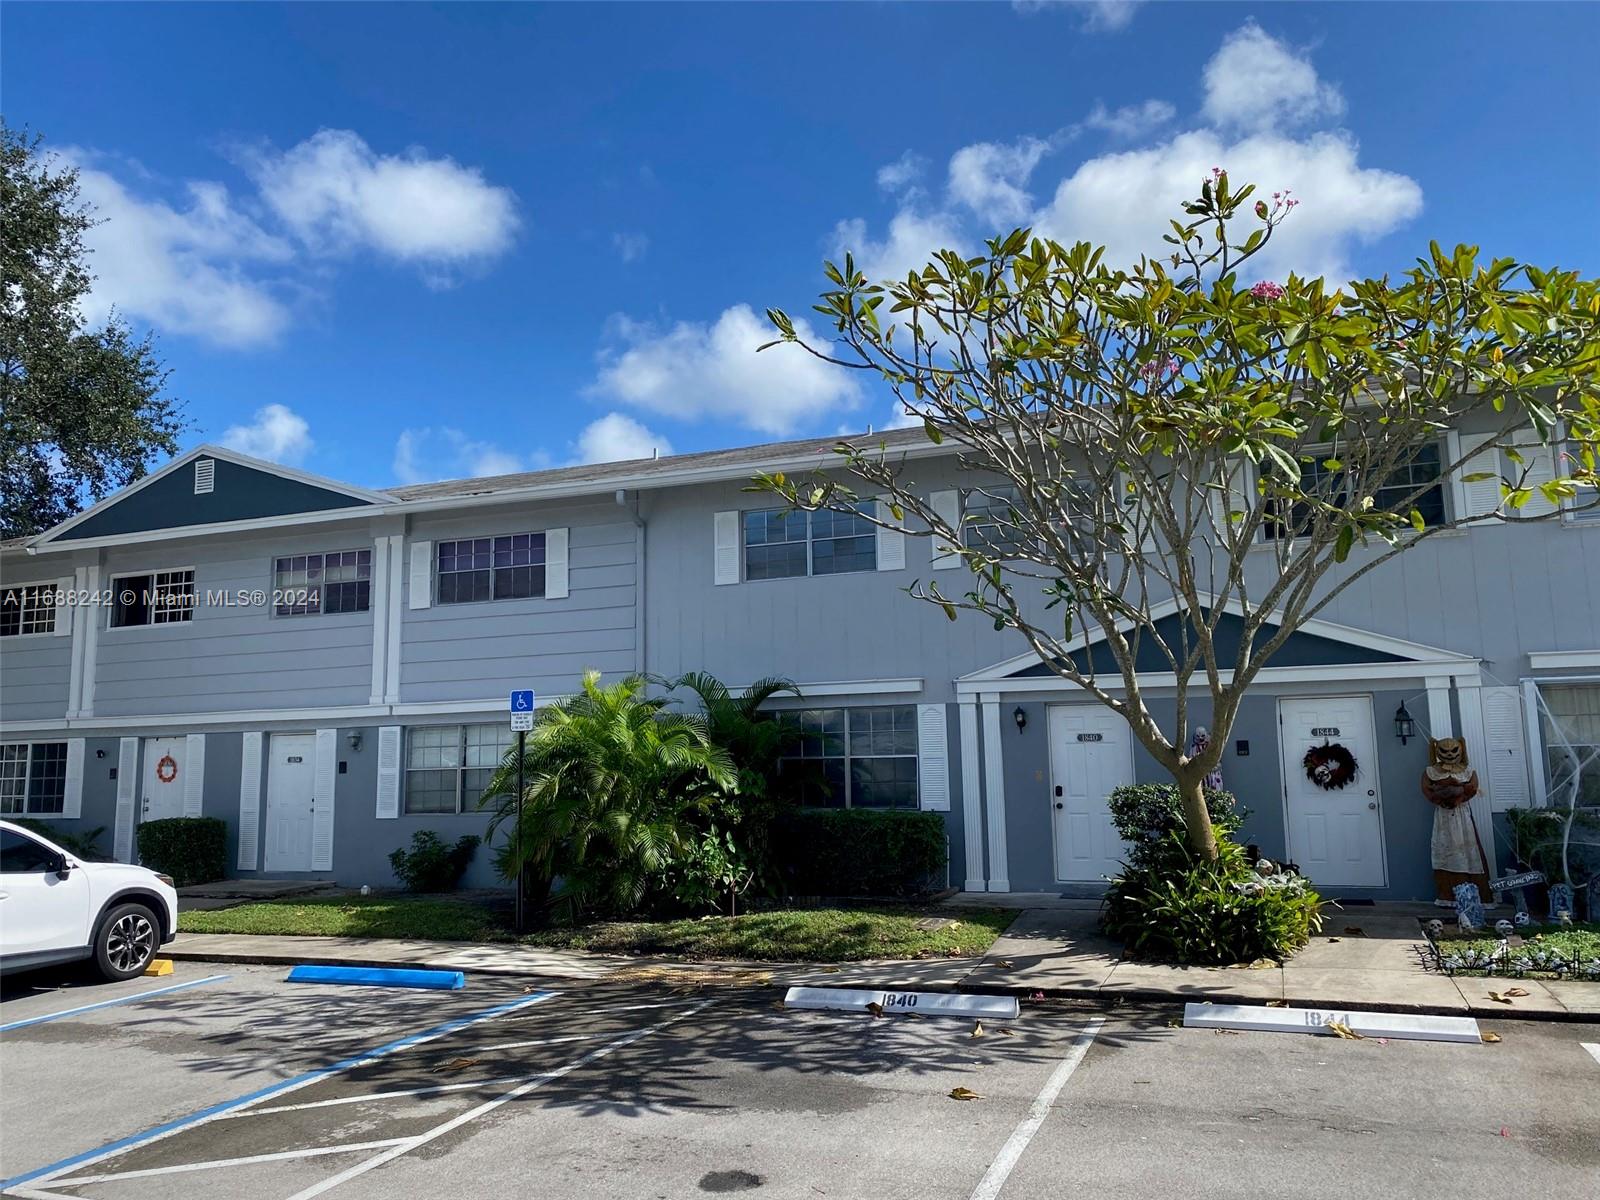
93, 524, 378, 717
0, 633, 71, 722
399, 500, 639, 703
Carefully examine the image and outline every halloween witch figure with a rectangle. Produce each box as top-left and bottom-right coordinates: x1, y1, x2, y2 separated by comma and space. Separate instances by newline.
1422, 737, 1491, 905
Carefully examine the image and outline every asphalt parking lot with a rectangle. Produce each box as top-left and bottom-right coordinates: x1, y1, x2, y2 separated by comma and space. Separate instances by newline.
2, 962, 1597, 1200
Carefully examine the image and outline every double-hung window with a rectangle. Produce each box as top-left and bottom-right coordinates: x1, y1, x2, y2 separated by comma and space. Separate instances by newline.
780, 706, 919, 809
110, 569, 195, 627
964, 484, 1029, 555
1539, 685, 1600, 808
1263, 444, 1446, 541
0, 742, 68, 815
437, 534, 545, 604
742, 505, 877, 580
403, 724, 515, 813
274, 550, 372, 616
0, 586, 55, 637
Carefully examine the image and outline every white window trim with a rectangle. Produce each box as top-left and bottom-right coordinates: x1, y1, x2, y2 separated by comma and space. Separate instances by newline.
0, 740, 72, 817
402, 722, 514, 815
779, 704, 922, 810
105, 566, 198, 630
738, 504, 881, 583
432, 531, 553, 607
0, 579, 61, 638
268, 547, 375, 619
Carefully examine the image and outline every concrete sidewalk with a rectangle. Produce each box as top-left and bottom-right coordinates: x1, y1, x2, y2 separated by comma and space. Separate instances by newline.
165, 904, 1600, 1021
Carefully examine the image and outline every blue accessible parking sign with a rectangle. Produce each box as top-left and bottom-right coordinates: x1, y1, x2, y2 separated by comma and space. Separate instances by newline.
510, 690, 535, 713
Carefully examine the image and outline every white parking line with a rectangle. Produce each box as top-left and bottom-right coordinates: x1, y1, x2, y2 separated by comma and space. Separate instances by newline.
49, 1140, 415, 1185
967, 1017, 1105, 1200
1582, 1042, 1600, 1067
282, 999, 714, 1200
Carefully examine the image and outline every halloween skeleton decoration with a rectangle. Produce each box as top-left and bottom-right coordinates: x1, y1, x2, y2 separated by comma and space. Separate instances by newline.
1423, 737, 1490, 904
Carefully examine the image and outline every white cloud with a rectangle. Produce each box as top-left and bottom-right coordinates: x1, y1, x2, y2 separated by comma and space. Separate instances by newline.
612, 231, 649, 263
877, 151, 928, 193
65, 154, 295, 348
392, 427, 535, 485
831, 208, 968, 285
220, 403, 314, 464
1084, 98, 1176, 139
589, 304, 862, 437
574, 413, 673, 464
947, 137, 1051, 223
1201, 22, 1345, 133
1012, 1, 1143, 32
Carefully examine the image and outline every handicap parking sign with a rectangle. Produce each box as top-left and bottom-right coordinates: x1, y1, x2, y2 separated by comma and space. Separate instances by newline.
509, 689, 535, 713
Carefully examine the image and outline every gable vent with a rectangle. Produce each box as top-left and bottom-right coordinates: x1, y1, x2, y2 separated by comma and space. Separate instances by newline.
194, 458, 216, 495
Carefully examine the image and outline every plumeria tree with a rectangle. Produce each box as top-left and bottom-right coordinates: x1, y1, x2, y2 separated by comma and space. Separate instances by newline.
757, 172, 1600, 861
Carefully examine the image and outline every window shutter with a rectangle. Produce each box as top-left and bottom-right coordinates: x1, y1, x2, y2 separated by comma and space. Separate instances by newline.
1509, 427, 1559, 518
929, 490, 961, 569
713, 511, 740, 585
1452, 432, 1503, 523
63, 739, 85, 819
917, 703, 951, 811
875, 499, 905, 571
183, 732, 206, 819
375, 725, 402, 819
545, 527, 569, 599
408, 540, 433, 609
114, 737, 139, 863
311, 728, 338, 871
53, 576, 73, 637
1480, 686, 1531, 811
237, 732, 262, 870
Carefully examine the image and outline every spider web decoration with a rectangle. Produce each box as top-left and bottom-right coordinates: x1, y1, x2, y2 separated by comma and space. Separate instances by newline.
1303, 741, 1359, 790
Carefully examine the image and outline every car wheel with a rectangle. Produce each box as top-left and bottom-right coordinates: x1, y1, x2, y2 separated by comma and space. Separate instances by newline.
93, 902, 160, 981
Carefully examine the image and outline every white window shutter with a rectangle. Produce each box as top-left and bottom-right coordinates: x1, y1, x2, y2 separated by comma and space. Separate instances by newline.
63, 739, 85, 818
53, 576, 73, 637
713, 511, 740, 585
311, 728, 338, 871
917, 703, 951, 811
545, 527, 569, 599
1509, 427, 1559, 518
929, 490, 961, 569
1452, 432, 1503, 524
237, 732, 262, 870
375, 725, 402, 819
875, 499, 906, 571
114, 737, 139, 863
408, 540, 433, 609
1480, 686, 1531, 812
183, 734, 207, 817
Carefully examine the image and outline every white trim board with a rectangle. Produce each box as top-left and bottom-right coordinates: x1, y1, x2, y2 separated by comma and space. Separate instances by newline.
0, 695, 573, 736
956, 657, 1482, 696
748, 678, 924, 700
1528, 650, 1600, 671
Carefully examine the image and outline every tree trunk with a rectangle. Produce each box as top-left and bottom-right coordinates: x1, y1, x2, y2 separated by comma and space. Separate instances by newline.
1177, 773, 1219, 861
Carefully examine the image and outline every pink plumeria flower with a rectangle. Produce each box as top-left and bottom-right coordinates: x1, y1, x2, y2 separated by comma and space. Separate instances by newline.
1250, 280, 1285, 300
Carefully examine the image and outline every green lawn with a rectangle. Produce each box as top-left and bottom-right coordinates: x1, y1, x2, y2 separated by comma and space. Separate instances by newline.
178, 896, 1016, 962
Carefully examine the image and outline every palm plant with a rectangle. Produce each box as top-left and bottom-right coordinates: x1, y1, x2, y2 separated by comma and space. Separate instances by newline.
480, 670, 736, 920
658, 671, 800, 801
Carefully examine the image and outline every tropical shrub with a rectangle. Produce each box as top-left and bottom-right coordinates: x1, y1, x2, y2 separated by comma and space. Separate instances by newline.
775, 809, 947, 898
388, 831, 480, 893
136, 816, 227, 886
1102, 835, 1323, 964
480, 671, 736, 919
1107, 783, 1243, 874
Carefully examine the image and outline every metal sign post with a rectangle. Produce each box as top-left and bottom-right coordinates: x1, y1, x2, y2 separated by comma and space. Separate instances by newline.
509, 691, 535, 935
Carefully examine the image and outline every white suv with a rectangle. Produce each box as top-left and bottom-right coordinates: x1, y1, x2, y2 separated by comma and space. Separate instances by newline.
0, 820, 179, 980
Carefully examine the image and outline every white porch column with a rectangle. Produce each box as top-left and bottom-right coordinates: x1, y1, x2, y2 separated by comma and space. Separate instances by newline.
1424, 676, 1454, 738
958, 697, 986, 891
1454, 679, 1499, 879
980, 693, 1010, 892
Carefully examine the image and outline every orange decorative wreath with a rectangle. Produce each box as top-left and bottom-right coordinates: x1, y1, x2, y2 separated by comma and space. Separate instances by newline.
155, 754, 178, 783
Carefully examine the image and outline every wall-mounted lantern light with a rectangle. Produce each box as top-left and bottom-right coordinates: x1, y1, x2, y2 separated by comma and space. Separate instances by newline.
347, 731, 364, 753
1394, 702, 1416, 746
1013, 706, 1027, 732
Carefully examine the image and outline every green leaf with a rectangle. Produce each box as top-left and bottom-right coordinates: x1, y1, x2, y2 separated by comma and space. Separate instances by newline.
1409, 508, 1426, 532
1334, 524, 1355, 562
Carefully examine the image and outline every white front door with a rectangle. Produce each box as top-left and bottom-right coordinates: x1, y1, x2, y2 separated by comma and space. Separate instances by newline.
264, 733, 317, 872
141, 736, 186, 824
1048, 705, 1136, 882
1279, 695, 1387, 888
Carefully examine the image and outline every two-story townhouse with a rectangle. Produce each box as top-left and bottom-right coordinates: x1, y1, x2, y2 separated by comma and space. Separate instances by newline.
2, 423, 1596, 900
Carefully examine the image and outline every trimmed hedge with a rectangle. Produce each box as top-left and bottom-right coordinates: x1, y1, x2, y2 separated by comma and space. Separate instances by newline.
136, 816, 227, 886
774, 809, 946, 898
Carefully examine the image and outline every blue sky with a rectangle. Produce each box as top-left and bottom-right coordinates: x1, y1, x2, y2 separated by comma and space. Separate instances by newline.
7, 1, 1597, 489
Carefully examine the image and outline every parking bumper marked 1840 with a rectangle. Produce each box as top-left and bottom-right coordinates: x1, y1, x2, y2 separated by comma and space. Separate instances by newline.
968, 1016, 1105, 1200
1, 989, 557, 1195
281, 999, 716, 1200
0, 974, 231, 1034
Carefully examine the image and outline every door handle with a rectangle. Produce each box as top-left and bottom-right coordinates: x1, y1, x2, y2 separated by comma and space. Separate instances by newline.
1055, 802, 1064, 810
1368, 801, 1377, 810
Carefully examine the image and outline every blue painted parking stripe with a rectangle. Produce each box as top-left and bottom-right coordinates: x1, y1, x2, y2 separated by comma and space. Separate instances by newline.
1, 989, 556, 1192
0, 974, 231, 1034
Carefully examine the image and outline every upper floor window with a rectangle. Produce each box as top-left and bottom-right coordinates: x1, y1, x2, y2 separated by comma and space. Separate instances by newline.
780, 705, 918, 809
743, 505, 876, 580
1, 586, 55, 637
437, 534, 545, 604
0, 742, 68, 815
110, 569, 195, 628
964, 484, 1029, 555
1264, 444, 1445, 541
404, 723, 514, 813
274, 550, 372, 616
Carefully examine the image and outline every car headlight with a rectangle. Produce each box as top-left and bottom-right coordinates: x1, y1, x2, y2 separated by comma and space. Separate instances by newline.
156, 873, 175, 887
